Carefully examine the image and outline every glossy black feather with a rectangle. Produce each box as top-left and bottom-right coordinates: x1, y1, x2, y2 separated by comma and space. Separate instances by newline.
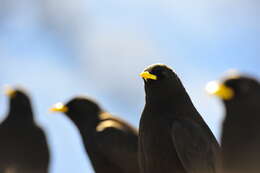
139, 64, 220, 173
172, 120, 219, 173
62, 97, 139, 173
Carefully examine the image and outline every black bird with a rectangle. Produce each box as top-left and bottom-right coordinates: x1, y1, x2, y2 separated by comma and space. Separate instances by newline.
206, 75, 260, 173
50, 97, 139, 173
0, 87, 50, 173
139, 64, 220, 173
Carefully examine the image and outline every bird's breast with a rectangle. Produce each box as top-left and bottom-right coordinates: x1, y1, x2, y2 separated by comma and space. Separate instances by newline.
139, 114, 186, 173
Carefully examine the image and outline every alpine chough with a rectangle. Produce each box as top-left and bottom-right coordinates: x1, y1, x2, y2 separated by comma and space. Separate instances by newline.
0, 87, 50, 173
206, 75, 260, 173
139, 64, 220, 173
50, 97, 139, 173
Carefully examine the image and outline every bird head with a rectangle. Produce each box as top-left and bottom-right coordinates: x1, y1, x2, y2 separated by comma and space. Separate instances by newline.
4, 86, 33, 118
206, 75, 260, 103
50, 97, 102, 124
140, 64, 185, 101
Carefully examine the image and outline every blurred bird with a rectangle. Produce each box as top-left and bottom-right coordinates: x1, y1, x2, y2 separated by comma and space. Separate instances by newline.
50, 97, 139, 173
206, 75, 260, 173
139, 64, 220, 173
0, 87, 50, 173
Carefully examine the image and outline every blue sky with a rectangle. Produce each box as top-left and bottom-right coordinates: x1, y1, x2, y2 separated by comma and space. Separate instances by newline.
0, 0, 259, 172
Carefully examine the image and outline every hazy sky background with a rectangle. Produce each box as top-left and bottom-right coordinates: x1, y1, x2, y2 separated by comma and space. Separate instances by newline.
0, 0, 259, 172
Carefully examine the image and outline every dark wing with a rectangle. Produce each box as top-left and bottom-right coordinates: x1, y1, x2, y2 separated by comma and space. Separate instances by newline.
95, 119, 139, 173
171, 119, 219, 173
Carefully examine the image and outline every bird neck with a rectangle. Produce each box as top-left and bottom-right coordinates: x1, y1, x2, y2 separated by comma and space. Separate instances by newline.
6, 107, 34, 124
70, 115, 100, 136
146, 88, 190, 104
225, 98, 260, 117
145, 90, 198, 116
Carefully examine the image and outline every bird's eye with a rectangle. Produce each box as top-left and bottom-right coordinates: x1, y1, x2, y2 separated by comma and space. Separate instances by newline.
152, 70, 163, 78
152, 69, 161, 75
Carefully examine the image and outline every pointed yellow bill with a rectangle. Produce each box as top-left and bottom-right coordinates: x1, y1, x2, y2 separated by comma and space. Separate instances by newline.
4, 86, 16, 98
206, 81, 234, 100
140, 71, 157, 80
49, 102, 68, 113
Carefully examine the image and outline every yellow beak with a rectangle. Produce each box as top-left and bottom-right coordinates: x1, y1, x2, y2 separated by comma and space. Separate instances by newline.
140, 71, 157, 80
49, 102, 68, 113
4, 86, 16, 98
206, 81, 234, 100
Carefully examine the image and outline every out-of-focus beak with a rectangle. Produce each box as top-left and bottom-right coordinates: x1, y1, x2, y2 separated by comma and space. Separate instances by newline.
49, 102, 68, 113
206, 81, 234, 100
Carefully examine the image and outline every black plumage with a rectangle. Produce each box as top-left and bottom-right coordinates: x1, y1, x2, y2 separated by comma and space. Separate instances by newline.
139, 64, 220, 173
0, 88, 50, 173
208, 75, 260, 173
50, 97, 139, 173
